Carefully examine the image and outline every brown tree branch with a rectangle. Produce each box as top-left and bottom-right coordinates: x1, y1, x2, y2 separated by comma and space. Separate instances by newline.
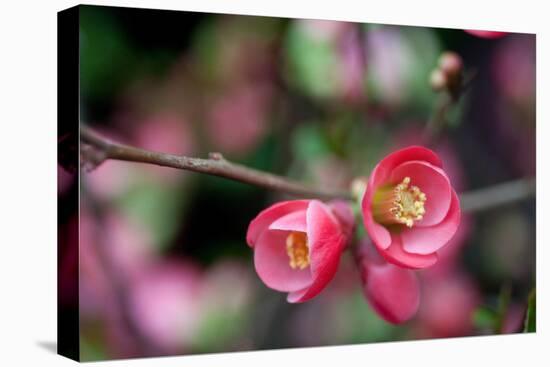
81, 125, 535, 212
460, 178, 536, 213
80, 125, 353, 200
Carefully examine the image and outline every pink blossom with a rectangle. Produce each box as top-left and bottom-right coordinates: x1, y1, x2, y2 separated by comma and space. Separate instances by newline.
465, 30, 507, 39
391, 129, 473, 275
361, 146, 461, 269
357, 238, 420, 324
246, 200, 354, 302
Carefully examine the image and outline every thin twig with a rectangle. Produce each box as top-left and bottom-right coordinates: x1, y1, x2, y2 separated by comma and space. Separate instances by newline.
80, 125, 352, 200
424, 91, 453, 141
460, 178, 536, 213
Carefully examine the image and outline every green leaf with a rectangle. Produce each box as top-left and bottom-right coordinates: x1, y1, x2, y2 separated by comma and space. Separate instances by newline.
524, 289, 536, 332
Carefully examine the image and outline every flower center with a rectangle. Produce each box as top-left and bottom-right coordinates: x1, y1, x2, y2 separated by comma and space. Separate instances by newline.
372, 177, 427, 228
286, 232, 310, 270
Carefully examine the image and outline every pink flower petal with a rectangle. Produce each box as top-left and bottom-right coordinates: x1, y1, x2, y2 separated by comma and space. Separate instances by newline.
382, 234, 438, 269
390, 160, 452, 226
362, 176, 392, 249
356, 237, 386, 266
423, 214, 473, 279
287, 287, 309, 303
361, 258, 420, 324
401, 190, 461, 255
269, 210, 307, 232
364, 209, 392, 250
288, 200, 345, 303
369, 163, 391, 195
254, 230, 313, 292
370, 146, 443, 188
306, 200, 341, 247
247, 200, 309, 247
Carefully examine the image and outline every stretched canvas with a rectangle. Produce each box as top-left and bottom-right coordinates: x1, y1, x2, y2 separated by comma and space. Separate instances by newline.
58, 4, 536, 362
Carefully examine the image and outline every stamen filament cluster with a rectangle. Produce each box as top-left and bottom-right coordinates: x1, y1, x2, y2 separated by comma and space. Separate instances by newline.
286, 232, 310, 270
372, 177, 427, 228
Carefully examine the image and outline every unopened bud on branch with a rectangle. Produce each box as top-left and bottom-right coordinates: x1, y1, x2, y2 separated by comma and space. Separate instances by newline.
429, 51, 464, 99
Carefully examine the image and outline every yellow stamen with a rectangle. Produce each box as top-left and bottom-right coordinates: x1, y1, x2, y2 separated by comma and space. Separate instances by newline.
372, 177, 427, 228
286, 232, 310, 270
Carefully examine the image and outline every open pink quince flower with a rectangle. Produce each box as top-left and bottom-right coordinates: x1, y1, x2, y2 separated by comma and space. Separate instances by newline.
361, 146, 461, 269
247, 200, 354, 303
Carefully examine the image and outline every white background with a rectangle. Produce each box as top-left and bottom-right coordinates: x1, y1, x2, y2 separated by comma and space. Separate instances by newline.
0, 0, 547, 366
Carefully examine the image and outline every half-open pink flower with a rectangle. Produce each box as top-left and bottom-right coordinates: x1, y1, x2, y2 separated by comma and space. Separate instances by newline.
247, 200, 353, 303
357, 238, 420, 324
361, 146, 461, 269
